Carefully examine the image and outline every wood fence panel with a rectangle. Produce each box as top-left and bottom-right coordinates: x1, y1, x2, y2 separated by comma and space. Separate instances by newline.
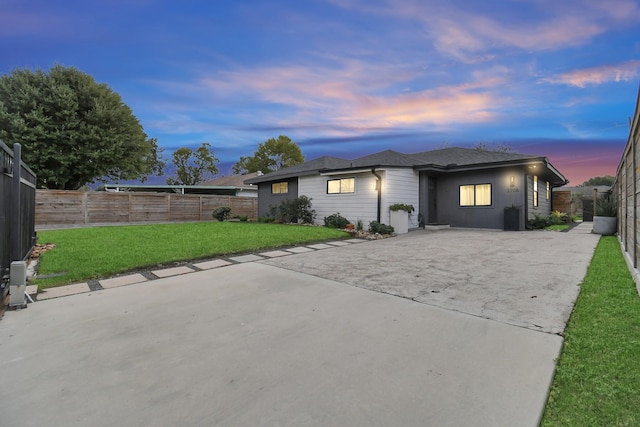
35, 190, 85, 225
552, 190, 571, 215
129, 193, 171, 223
87, 192, 130, 223
36, 190, 258, 227
169, 195, 201, 222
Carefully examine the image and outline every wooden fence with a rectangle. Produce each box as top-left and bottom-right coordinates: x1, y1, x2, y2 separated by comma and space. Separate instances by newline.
36, 190, 258, 228
616, 86, 640, 293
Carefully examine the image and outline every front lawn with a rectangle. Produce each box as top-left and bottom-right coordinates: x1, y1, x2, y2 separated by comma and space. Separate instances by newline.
542, 236, 640, 426
35, 222, 348, 288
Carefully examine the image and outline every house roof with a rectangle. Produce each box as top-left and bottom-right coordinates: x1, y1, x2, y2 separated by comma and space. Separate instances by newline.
410, 147, 540, 166
245, 147, 568, 186
201, 172, 259, 188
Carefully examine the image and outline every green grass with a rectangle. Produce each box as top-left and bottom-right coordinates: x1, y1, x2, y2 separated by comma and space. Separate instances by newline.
542, 236, 640, 426
36, 222, 348, 288
545, 224, 570, 231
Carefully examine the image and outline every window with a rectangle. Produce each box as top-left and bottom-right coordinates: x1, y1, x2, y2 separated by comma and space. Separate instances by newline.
459, 184, 491, 206
546, 181, 550, 200
271, 182, 288, 194
327, 178, 355, 194
533, 176, 538, 207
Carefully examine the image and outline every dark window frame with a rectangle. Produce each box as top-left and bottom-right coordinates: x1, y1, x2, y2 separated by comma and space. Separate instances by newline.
459, 183, 492, 207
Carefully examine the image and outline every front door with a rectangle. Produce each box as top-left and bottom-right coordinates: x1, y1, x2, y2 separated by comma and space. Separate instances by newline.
428, 177, 437, 224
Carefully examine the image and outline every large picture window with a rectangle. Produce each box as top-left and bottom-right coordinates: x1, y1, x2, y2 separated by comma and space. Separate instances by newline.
327, 178, 355, 194
271, 182, 288, 194
459, 184, 492, 206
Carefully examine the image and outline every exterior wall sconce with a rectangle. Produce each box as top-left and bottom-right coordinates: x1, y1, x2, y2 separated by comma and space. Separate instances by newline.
509, 176, 515, 188
374, 179, 381, 191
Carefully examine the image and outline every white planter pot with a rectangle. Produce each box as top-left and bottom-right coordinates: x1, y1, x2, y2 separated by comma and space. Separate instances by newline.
390, 210, 409, 234
593, 216, 617, 235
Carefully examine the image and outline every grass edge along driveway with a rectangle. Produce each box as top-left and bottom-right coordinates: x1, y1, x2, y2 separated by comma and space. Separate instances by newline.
542, 236, 640, 426
35, 222, 348, 288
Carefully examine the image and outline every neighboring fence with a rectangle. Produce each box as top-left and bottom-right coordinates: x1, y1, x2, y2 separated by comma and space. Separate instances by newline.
552, 190, 572, 216
616, 87, 640, 292
1, 141, 37, 303
36, 190, 258, 227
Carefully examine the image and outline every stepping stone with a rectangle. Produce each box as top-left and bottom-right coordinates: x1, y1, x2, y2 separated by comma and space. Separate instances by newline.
325, 241, 351, 246
37, 283, 91, 300
285, 247, 315, 254
152, 266, 195, 278
229, 254, 264, 263
344, 239, 366, 243
307, 243, 333, 250
193, 259, 232, 270
100, 273, 148, 289
259, 250, 291, 258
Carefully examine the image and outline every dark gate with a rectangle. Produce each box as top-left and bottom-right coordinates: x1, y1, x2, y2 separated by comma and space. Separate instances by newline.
1, 141, 37, 306
582, 198, 594, 222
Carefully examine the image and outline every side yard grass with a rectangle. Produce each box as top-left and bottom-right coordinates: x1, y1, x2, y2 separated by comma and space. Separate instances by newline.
35, 222, 348, 288
542, 236, 640, 426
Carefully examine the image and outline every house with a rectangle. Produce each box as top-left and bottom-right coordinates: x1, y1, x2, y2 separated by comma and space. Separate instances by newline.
103, 172, 259, 197
244, 147, 568, 230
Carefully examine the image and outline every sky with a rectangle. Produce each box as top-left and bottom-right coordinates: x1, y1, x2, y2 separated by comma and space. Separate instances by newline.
2, 0, 640, 186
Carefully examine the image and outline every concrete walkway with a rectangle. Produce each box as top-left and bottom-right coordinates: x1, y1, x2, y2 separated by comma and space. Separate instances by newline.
0, 224, 599, 427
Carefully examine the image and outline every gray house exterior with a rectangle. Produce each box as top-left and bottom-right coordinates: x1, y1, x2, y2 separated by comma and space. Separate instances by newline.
245, 147, 568, 230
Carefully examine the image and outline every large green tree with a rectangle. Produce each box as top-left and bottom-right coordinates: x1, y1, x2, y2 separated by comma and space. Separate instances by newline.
581, 175, 615, 186
166, 142, 219, 185
232, 135, 304, 174
0, 65, 164, 189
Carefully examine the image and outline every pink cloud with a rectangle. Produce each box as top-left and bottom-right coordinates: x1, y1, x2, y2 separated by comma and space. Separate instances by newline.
193, 61, 505, 131
541, 60, 640, 88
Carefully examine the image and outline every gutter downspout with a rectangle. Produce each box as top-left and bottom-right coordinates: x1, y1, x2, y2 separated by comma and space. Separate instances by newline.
372, 168, 382, 223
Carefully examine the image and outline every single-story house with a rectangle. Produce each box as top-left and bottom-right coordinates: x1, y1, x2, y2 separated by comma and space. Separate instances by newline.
244, 147, 568, 230
103, 173, 259, 197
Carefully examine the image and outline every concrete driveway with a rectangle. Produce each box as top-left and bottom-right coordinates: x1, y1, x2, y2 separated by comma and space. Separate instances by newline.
262, 224, 599, 335
0, 224, 599, 427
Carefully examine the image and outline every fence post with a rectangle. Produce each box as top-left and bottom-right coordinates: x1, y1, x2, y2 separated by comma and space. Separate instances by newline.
11, 144, 21, 262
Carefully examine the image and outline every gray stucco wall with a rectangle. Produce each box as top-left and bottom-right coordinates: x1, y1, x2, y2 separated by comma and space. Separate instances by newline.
256, 178, 299, 218
433, 168, 528, 230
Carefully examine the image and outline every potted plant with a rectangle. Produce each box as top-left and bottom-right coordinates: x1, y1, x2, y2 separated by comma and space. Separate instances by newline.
389, 203, 414, 234
593, 195, 617, 235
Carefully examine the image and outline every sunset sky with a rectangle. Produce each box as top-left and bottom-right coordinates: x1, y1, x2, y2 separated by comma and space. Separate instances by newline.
2, 0, 639, 185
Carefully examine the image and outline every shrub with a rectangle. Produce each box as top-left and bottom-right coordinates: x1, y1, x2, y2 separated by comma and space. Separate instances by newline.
212, 206, 231, 222
550, 210, 569, 225
268, 195, 316, 224
389, 203, 414, 212
527, 214, 552, 230
595, 196, 617, 217
356, 218, 364, 231
257, 216, 274, 223
238, 215, 249, 222
369, 221, 394, 234
324, 213, 350, 229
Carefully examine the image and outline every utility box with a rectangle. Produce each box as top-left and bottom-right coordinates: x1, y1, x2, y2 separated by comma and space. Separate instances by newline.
9, 261, 27, 308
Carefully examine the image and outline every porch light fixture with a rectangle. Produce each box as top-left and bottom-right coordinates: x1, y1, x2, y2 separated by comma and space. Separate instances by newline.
509, 176, 515, 188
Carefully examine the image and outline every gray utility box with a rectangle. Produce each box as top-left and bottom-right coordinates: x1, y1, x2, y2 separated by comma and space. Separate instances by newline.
9, 261, 27, 308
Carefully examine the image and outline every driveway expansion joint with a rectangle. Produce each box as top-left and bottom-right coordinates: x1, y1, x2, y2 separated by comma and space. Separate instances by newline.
30, 238, 367, 301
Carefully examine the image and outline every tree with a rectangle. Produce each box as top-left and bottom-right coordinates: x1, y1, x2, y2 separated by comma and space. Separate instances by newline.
581, 175, 614, 186
232, 135, 304, 174
474, 142, 513, 152
166, 143, 219, 185
0, 65, 165, 189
